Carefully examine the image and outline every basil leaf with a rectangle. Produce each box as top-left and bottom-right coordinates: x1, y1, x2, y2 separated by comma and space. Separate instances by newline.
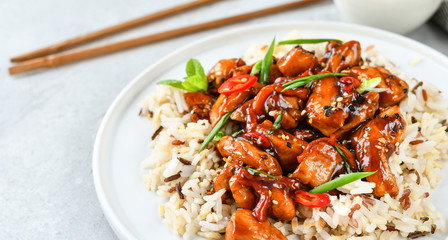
157, 80, 190, 91
184, 75, 207, 92
333, 145, 351, 173
282, 73, 348, 92
185, 59, 206, 79
259, 37, 276, 84
199, 110, 234, 153
309, 171, 376, 193
250, 60, 262, 75
244, 166, 279, 180
278, 38, 342, 45
158, 59, 208, 92
357, 77, 382, 94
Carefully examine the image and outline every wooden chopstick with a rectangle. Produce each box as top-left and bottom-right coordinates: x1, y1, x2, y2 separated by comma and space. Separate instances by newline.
9, 0, 322, 75
10, 0, 218, 62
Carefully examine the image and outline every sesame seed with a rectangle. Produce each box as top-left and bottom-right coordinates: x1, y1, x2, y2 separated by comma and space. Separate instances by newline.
394, 113, 400, 118
285, 135, 290, 140
378, 138, 386, 144
215, 71, 222, 75
348, 105, 356, 111
332, 107, 337, 111
241, 78, 247, 82
269, 190, 272, 197
337, 97, 343, 102
325, 110, 331, 117
272, 200, 278, 205
375, 145, 382, 149
323, 106, 331, 110
269, 111, 276, 116
301, 110, 307, 115
343, 92, 349, 97
286, 142, 292, 148
293, 138, 297, 142
282, 135, 286, 140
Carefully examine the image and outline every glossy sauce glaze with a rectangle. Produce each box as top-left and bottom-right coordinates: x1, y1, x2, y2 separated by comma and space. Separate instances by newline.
183, 39, 409, 239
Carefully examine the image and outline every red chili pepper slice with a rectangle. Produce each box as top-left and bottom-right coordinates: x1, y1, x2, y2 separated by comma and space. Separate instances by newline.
242, 131, 271, 148
340, 76, 361, 92
218, 75, 258, 96
294, 191, 331, 207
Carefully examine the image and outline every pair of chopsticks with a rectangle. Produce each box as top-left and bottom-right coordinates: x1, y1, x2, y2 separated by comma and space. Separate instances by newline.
9, 0, 322, 75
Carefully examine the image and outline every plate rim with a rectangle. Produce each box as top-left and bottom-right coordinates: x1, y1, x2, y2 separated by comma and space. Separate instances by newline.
92, 20, 448, 240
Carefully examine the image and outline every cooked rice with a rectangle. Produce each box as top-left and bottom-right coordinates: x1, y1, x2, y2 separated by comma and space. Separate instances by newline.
140, 32, 448, 240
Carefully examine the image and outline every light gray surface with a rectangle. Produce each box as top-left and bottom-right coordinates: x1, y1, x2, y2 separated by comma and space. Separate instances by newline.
0, 0, 446, 239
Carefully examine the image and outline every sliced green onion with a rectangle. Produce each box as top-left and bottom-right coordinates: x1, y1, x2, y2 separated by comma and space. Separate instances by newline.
231, 129, 245, 137
259, 37, 276, 84
309, 172, 376, 193
333, 145, 351, 173
282, 73, 348, 92
273, 110, 286, 130
278, 38, 342, 45
199, 110, 234, 153
244, 166, 279, 180
250, 60, 262, 76
213, 131, 226, 141
357, 77, 381, 94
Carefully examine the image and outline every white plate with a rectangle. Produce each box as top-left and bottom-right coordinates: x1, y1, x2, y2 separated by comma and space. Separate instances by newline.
93, 21, 448, 240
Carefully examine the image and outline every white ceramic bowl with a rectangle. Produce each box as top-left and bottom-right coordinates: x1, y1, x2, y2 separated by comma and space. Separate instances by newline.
334, 0, 442, 34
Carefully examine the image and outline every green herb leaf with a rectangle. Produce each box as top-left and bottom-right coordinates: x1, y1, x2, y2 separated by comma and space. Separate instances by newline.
199, 110, 234, 153
185, 59, 206, 79
250, 60, 262, 76
184, 75, 207, 92
259, 37, 276, 84
282, 73, 348, 92
333, 145, 351, 173
157, 80, 185, 88
158, 59, 207, 92
213, 131, 226, 141
244, 166, 279, 180
357, 77, 382, 94
309, 171, 376, 193
273, 110, 286, 130
231, 129, 245, 137
278, 38, 342, 45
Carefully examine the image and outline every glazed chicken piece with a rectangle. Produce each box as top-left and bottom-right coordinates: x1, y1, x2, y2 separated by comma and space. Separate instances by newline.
349, 106, 406, 197
292, 136, 357, 187
210, 82, 264, 127
255, 120, 308, 173
294, 128, 323, 142
251, 80, 309, 130
342, 66, 409, 107
212, 155, 241, 196
207, 58, 246, 94
322, 40, 362, 73
216, 136, 283, 176
306, 75, 349, 136
225, 209, 287, 240
277, 46, 318, 77
333, 91, 380, 138
229, 169, 297, 221
230, 99, 253, 122
183, 92, 214, 122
